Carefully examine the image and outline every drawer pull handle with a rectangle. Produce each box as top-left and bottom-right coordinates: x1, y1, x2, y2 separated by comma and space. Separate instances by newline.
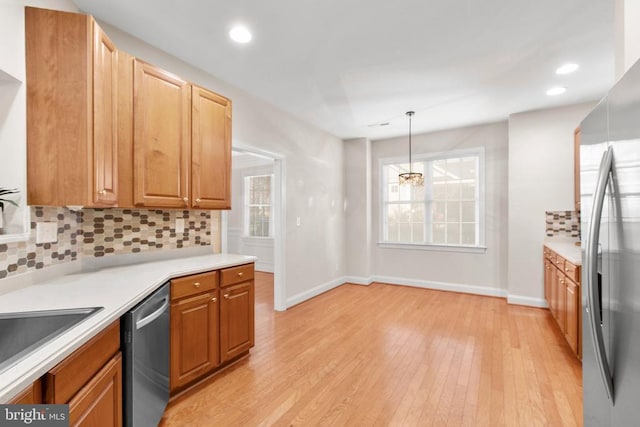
238, 272, 243, 277
224, 294, 230, 299
194, 282, 201, 288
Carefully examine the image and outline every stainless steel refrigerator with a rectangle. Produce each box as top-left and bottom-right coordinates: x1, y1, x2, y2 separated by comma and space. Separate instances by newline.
581, 58, 640, 425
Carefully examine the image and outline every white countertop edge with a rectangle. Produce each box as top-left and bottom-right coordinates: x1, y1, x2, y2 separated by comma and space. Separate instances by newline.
0, 253, 256, 402
544, 239, 582, 265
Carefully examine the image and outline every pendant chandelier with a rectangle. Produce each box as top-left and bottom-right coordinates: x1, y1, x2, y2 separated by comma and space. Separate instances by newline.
398, 111, 424, 186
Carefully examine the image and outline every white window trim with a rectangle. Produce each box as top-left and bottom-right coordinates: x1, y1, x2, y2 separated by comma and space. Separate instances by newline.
378, 147, 486, 251
243, 174, 274, 238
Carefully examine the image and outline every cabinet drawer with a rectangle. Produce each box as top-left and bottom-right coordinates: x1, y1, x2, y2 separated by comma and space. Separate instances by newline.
171, 271, 218, 301
553, 254, 565, 271
564, 261, 580, 283
45, 320, 120, 404
220, 263, 254, 288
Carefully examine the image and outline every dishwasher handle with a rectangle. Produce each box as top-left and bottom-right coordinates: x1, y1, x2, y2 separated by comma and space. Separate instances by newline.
136, 296, 169, 330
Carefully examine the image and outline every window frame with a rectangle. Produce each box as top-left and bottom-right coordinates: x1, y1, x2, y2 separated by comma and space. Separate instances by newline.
378, 147, 486, 253
243, 174, 274, 238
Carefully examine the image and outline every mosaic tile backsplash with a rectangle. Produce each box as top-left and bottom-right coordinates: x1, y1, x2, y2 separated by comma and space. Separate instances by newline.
0, 206, 219, 280
545, 210, 580, 238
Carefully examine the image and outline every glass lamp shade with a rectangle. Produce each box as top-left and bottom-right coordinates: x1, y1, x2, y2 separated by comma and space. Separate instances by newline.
398, 172, 424, 186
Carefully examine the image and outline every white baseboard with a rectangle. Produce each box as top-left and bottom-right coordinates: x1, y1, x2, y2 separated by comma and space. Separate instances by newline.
255, 261, 274, 273
507, 294, 548, 308
284, 275, 546, 311
342, 276, 373, 285
286, 277, 346, 308
372, 275, 508, 299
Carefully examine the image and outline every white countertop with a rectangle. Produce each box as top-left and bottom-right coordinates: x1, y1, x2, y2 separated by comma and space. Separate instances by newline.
544, 239, 582, 265
0, 253, 256, 403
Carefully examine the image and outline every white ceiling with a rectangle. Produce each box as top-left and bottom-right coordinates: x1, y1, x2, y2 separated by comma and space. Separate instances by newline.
74, 0, 614, 140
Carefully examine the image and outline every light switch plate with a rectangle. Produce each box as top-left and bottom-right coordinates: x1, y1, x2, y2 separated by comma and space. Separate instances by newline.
175, 218, 185, 234
36, 222, 58, 244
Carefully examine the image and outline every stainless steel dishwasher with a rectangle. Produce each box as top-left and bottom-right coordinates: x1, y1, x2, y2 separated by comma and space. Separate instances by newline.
122, 283, 170, 427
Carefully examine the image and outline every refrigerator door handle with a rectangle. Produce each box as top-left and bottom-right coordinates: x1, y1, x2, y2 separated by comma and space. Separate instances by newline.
585, 145, 615, 401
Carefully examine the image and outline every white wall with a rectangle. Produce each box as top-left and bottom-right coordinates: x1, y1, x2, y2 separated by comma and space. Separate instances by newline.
343, 138, 372, 281
615, 0, 640, 78
0, 0, 78, 236
507, 102, 596, 305
365, 121, 509, 296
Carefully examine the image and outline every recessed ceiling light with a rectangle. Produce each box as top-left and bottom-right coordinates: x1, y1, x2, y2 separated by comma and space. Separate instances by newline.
229, 25, 252, 44
546, 87, 567, 96
556, 63, 579, 75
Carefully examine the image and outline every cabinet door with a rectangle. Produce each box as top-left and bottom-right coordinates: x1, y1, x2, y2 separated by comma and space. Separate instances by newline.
133, 60, 191, 208
92, 23, 118, 206
170, 292, 219, 391
220, 281, 255, 363
8, 379, 42, 404
544, 259, 553, 305
556, 270, 567, 333
565, 280, 579, 355
68, 353, 122, 427
191, 86, 232, 209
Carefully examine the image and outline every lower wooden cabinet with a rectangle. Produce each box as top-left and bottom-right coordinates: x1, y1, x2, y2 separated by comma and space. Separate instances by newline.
170, 291, 219, 391
8, 379, 42, 404
68, 353, 122, 427
543, 246, 581, 359
42, 320, 122, 427
169, 263, 254, 394
220, 281, 255, 363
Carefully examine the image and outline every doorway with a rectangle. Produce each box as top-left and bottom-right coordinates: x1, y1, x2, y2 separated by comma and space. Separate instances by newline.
222, 147, 286, 311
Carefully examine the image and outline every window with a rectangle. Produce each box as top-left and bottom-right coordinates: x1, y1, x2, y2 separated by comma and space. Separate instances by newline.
244, 174, 273, 237
381, 149, 484, 248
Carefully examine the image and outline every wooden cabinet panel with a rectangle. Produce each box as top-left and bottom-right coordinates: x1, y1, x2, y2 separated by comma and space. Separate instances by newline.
565, 279, 579, 355
191, 86, 232, 209
26, 7, 119, 207
68, 353, 122, 427
133, 60, 191, 208
555, 269, 567, 333
170, 292, 219, 391
220, 280, 255, 363
220, 263, 255, 287
544, 259, 553, 305
171, 271, 218, 301
8, 379, 42, 404
45, 321, 120, 404
92, 24, 118, 206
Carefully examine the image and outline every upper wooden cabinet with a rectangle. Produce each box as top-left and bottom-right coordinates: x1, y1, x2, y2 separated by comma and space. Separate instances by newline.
133, 60, 191, 208
129, 61, 232, 209
191, 86, 232, 209
26, 7, 232, 210
26, 7, 118, 207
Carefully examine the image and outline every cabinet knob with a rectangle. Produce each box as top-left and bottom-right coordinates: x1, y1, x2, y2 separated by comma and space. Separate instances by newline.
194, 282, 200, 288
99, 189, 107, 195
195, 198, 201, 204
211, 297, 217, 302
223, 294, 230, 299
183, 197, 188, 203
238, 272, 243, 277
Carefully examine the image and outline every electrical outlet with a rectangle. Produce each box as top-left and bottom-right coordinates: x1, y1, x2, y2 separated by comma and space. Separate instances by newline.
175, 218, 185, 234
36, 222, 58, 244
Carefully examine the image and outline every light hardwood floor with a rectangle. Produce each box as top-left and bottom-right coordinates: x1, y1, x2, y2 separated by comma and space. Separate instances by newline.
161, 273, 582, 426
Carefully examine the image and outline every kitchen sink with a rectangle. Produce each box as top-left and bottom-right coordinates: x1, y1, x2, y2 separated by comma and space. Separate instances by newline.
0, 307, 103, 375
